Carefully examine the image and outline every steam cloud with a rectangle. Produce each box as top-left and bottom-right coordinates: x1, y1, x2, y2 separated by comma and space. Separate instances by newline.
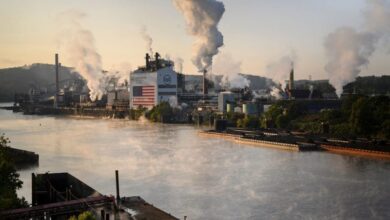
266, 52, 296, 86
325, 0, 390, 96
175, 57, 184, 73
141, 26, 154, 55
264, 52, 296, 99
270, 86, 283, 100
57, 10, 105, 101
172, 0, 225, 71
214, 52, 250, 89
108, 62, 132, 85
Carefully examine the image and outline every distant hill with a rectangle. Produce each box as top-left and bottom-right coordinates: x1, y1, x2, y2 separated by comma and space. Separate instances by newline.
0, 63, 81, 102
343, 75, 390, 96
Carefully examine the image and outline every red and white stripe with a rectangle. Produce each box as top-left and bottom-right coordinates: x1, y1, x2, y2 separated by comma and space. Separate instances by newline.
133, 86, 155, 107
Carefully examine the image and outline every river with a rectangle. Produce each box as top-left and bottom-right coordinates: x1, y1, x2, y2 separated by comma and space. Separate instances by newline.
0, 106, 389, 219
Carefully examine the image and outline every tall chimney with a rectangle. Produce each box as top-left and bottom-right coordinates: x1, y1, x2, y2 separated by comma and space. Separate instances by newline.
115, 170, 120, 204
203, 69, 208, 96
289, 62, 294, 91
145, 53, 150, 70
155, 52, 160, 69
55, 54, 59, 107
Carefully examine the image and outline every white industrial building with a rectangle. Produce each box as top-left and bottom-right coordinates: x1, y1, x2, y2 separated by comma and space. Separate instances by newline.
218, 91, 235, 112
129, 53, 178, 109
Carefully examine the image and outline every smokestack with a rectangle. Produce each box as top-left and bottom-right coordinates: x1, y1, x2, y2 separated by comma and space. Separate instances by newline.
289, 62, 294, 91
155, 52, 160, 69
203, 69, 208, 96
115, 170, 120, 204
55, 54, 59, 107
145, 53, 150, 70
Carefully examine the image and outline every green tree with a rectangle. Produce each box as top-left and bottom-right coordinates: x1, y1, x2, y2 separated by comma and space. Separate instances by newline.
147, 102, 174, 123
69, 211, 96, 220
349, 97, 373, 136
0, 134, 28, 210
275, 114, 289, 129
262, 103, 284, 128
227, 112, 245, 127
237, 116, 260, 129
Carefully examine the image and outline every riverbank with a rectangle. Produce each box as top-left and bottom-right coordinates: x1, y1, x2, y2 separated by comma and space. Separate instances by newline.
321, 144, 390, 160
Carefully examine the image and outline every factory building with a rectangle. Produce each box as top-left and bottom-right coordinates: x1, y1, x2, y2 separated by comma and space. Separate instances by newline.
107, 84, 130, 111
218, 91, 235, 113
285, 64, 326, 100
130, 53, 179, 109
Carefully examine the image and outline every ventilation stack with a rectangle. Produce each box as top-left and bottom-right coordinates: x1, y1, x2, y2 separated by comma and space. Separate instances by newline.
145, 53, 150, 70
289, 62, 294, 91
54, 53, 59, 108
203, 69, 208, 97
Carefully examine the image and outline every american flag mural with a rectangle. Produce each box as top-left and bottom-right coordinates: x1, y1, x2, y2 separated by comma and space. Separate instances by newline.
132, 86, 155, 107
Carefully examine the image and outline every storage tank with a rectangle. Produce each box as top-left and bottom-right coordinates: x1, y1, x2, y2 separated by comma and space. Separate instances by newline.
227, 103, 234, 113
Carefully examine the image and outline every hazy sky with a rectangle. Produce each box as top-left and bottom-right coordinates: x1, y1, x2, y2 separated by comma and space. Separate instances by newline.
0, 0, 388, 80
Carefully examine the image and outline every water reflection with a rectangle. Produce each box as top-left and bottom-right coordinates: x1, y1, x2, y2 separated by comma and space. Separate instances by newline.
0, 108, 389, 219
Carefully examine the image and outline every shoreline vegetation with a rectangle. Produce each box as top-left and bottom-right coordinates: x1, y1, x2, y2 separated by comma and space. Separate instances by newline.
0, 135, 29, 211
1, 94, 389, 159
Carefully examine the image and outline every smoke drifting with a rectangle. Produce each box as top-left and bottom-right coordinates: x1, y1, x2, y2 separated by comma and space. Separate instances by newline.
214, 52, 250, 89
270, 86, 283, 100
266, 52, 297, 88
140, 26, 154, 55
108, 62, 132, 85
175, 57, 184, 73
172, 0, 225, 71
57, 10, 105, 101
264, 52, 296, 100
325, 0, 390, 96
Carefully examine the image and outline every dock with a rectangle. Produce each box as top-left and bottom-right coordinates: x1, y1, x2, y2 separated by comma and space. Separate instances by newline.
0, 172, 179, 220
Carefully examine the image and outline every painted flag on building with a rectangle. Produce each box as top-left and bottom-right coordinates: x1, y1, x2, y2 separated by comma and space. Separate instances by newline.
133, 86, 155, 107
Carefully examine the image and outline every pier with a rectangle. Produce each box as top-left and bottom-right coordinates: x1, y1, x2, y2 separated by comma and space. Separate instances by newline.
0, 172, 179, 220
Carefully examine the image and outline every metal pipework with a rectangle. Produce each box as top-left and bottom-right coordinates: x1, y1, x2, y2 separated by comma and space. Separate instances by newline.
115, 170, 120, 204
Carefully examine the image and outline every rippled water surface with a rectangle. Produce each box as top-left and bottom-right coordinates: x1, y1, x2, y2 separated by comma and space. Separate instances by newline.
0, 106, 389, 219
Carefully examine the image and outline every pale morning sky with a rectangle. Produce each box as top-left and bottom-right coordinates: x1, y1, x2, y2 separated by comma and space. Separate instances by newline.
0, 0, 388, 80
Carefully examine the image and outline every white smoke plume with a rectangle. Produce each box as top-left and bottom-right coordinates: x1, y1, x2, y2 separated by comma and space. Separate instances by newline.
175, 57, 184, 73
141, 26, 154, 55
108, 62, 132, 85
325, 0, 390, 96
172, 0, 225, 71
57, 10, 105, 101
266, 51, 297, 89
270, 86, 283, 100
214, 52, 250, 89
168, 96, 179, 109
324, 28, 377, 96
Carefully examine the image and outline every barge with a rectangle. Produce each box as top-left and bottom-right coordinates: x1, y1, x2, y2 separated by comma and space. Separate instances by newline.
199, 130, 321, 152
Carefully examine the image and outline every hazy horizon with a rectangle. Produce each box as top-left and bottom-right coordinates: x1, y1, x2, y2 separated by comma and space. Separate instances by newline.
0, 0, 389, 82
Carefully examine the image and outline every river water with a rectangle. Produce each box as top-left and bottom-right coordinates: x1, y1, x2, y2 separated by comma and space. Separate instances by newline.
0, 106, 389, 220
